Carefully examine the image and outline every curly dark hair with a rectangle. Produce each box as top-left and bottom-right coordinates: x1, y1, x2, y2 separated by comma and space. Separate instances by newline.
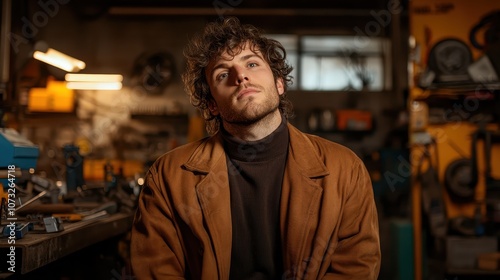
182, 17, 294, 135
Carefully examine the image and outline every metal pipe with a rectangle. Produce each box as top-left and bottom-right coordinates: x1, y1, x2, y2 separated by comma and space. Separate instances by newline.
15, 190, 48, 212
0, 0, 12, 85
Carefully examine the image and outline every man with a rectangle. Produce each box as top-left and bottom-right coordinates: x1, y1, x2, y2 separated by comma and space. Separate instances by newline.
131, 17, 381, 279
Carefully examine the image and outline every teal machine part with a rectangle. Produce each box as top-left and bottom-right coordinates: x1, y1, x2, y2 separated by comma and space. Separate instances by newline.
0, 128, 39, 188
63, 144, 85, 192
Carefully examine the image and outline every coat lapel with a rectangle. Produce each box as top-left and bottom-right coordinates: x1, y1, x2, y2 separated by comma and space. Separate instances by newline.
280, 125, 329, 278
184, 135, 232, 279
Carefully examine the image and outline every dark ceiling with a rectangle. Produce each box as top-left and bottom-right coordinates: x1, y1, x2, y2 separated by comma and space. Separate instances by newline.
8, 0, 409, 41
59, 0, 409, 33
65, 0, 409, 17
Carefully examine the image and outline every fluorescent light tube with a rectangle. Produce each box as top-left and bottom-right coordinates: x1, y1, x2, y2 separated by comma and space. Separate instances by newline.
33, 48, 86, 72
66, 81, 122, 90
65, 73, 123, 82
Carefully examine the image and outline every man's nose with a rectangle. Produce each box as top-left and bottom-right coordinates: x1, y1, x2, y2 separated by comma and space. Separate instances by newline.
234, 66, 249, 84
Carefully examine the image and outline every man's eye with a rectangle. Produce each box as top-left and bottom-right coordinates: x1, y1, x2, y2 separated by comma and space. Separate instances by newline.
217, 73, 228, 81
248, 62, 258, 67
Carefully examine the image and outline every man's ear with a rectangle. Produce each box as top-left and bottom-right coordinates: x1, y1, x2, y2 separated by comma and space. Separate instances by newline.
276, 78, 285, 95
208, 99, 219, 116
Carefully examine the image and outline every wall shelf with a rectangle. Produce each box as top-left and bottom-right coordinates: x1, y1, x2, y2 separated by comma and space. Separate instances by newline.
414, 83, 500, 101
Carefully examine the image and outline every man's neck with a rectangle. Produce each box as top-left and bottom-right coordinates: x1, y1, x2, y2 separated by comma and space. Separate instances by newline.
222, 110, 282, 141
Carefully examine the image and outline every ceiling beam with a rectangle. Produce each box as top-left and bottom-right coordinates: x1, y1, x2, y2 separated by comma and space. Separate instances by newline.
108, 7, 374, 17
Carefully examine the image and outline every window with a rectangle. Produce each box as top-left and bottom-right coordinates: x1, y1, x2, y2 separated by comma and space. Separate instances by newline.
266, 34, 391, 91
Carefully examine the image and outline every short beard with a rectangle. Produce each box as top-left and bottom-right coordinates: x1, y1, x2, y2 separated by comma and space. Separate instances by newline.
221, 84, 280, 126
224, 100, 279, 126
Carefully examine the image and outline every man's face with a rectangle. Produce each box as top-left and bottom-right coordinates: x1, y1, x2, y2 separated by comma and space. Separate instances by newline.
205, 43, 284, 126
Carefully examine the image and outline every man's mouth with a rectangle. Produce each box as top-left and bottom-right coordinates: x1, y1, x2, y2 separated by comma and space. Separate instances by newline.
236, 87, 259, 99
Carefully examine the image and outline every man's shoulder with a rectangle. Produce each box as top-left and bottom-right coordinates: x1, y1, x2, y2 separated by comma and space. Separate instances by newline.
307, 133, 355, 152
153, 136, 214, 167
309, 133, 361, 161
289, 125, 360, 162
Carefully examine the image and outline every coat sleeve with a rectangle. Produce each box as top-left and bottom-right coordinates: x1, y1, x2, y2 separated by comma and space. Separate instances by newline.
130, 166, 186, 280
324, 160, 381, 279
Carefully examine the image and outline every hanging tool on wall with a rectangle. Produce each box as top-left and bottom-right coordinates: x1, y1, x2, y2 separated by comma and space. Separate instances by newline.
469, 127, 500, 198
417, 141, 448, 238
468, 10, 500, 83
470, 127, 500, 231
445, 127, 500, 203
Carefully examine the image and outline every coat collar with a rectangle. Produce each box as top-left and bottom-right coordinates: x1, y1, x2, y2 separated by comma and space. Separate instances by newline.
286, 124, 329, 178
182, 123, 329, 278
183, 133, 225, 174
183, 123, 329, 177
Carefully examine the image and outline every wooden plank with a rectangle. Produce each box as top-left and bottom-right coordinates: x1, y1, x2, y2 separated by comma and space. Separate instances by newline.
0, 212, 133, 276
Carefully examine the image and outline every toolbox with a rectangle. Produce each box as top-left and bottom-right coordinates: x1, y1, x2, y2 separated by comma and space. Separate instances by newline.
335, 109, 373, 131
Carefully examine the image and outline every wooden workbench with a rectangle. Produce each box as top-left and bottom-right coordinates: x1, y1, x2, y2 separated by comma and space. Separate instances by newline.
0, 212, 134, 278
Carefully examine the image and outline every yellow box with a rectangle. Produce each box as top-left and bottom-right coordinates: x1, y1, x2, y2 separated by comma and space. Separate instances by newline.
28, 81, 74, 112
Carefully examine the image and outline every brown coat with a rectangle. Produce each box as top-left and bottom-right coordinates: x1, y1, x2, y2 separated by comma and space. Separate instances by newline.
131, 123, 381, 279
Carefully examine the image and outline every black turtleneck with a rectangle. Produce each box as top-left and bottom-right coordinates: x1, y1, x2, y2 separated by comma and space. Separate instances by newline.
222, 118, 289, 280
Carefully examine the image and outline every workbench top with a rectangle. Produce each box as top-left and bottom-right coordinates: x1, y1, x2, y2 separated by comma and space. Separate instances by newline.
0, 212, 134, 278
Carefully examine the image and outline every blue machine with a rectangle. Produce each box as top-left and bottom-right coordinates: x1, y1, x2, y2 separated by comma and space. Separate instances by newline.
0, 128, 39, 188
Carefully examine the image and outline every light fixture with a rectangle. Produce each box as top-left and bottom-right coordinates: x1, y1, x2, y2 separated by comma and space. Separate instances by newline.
65, 73, 123, 90
65, 74, 123, 82
65, 81, 122, 90
32, 41, 86, 72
